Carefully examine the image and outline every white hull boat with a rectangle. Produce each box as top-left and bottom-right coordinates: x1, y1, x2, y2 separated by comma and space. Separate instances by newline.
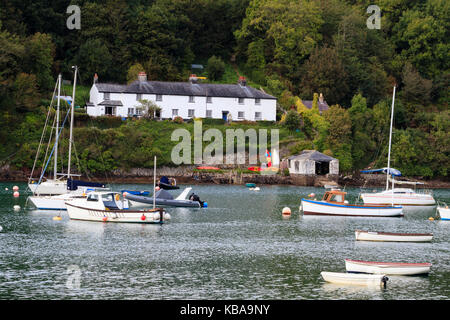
361, 188, 436, 207
345, 259, 432, 276
301, 190, 403, 217
355, 230, 433, 242
28, 180, 67, 196
437, 205, 450, 221
320, 272, 388, 287
65, 191, 170, 224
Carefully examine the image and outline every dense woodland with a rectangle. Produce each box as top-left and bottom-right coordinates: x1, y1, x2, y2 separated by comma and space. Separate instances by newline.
0, 0, 448, 179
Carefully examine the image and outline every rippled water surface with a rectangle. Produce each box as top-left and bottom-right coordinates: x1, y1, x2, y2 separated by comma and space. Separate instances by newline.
1, 182, 449, 300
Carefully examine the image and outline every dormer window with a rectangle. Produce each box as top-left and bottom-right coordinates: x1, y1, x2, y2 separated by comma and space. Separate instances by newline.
238, 98, 244, 104
255, 98, 261, 105
189, 96, 195, 103
136, 93, 142, 101
156, 94, 162, 101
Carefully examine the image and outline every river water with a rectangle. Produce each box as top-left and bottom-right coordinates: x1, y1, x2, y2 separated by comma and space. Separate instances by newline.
0, 182, 449, 300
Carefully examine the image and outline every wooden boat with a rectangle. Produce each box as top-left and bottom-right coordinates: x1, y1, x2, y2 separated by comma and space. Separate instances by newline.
320, 272, 388, 287
65, 191, 170, 224
345, 259, 432, 276
301, 190, 403, 217
355, 230, 433, 242
437, 204, 450, 220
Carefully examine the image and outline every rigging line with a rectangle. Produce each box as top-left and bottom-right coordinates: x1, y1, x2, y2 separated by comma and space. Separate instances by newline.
29, 79, 58, 183
36, 107, 71, 187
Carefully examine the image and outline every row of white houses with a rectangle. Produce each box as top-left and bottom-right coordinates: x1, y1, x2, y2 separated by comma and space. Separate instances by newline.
86, 73, 277, 121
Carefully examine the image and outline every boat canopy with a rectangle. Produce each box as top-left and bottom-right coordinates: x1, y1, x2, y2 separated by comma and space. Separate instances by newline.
160, 176, 170, 184
67, 178, 106, 191
360, 168, 402, 176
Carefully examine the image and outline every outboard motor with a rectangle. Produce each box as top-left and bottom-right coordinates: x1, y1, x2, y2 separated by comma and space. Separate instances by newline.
189, 193, 206, 207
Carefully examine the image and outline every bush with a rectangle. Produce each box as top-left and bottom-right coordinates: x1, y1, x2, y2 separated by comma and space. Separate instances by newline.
206, 55, 225, 81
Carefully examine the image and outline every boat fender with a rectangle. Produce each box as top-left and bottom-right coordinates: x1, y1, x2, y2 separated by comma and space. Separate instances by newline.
102, 216, 108, 222
164, 213, 171, 220
153, 212, 160, 221
115, 194, 120, 201
141, 214, 146, 221
203, 202, 208, 208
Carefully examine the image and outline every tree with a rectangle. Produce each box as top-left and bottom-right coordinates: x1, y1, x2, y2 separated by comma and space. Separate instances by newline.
136, 99, 162, 120
283, 110, 302, 131
127, 63, 145, 84
206, 55, 225, 81
24, 33, 55, 92
401, 62, 432, 104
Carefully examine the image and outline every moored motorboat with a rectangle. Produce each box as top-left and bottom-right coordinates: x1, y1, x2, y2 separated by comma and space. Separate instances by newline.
301, 189, 403, 217
437, 204, 450, 220
125, 187, 206, 208
355, 230, 433, 242
345, 259, 432, 276
65, 191, 170, 223
320, 272, 388, 287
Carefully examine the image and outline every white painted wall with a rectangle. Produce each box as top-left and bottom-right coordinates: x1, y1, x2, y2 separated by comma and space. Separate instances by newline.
87, 84, 277, 121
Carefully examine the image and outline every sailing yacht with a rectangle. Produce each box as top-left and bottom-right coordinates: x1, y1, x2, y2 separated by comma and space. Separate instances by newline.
360, 86, 436, 207
28, 67, 106, 210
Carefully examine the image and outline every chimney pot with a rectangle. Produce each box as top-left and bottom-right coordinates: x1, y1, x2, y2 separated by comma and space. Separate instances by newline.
189, 74, 198, 84
94, 73, 98, 84
319, 93, 324, 103
238, 76, 247, 86
138, 72, 147, 82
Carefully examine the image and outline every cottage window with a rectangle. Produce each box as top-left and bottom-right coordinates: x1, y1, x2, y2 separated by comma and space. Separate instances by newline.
255, 112, 262, 120
238, 97, 244, 104
294, 161, 299, 172
255, 98, 261, 105
128, 108, 134, 115
136, 108, 143, 116
206, 96, 212, 103
172, 109, 179, 117
189, 96, 195, 103
188, 109, 195, 118
238, 111, 245, 119
206, 110, 212, 118
136, 93, 142, 101
104, 92, 110, 100
156, 94, 163, 101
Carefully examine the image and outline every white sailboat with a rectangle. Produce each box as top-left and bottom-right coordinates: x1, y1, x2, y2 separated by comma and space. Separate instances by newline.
28, 66, 106, 210
360, 86, 435, 207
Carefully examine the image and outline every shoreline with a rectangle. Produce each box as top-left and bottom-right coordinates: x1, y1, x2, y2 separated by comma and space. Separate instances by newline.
2, 170, 450, 189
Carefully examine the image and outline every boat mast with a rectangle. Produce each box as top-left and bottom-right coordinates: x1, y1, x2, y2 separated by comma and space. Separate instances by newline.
386, 85, 396, 191
67, 66, 77, 180
54, 74, 61, 180
153, 155, 156, 209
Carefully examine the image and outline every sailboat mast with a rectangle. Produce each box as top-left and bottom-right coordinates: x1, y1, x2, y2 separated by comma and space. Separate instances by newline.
67, 66, 77, 180
153, 156, 156, 209
386, 85, 396, 190
54, 74, 61, 180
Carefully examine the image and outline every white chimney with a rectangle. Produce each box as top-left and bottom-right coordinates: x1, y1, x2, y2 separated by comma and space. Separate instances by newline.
93, 73, 98, 84
138, 72, 147, 82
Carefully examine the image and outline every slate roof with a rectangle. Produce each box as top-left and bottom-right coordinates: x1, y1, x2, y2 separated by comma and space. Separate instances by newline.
95, 81, 276, 100
98, 100, 123, 106
302, 100, 329, 112
288, 150, 337, 163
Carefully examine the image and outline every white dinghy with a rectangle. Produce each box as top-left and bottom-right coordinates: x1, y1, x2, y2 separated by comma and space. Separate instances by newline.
437, 204, 450, 221
320, 272, 388, 287
355, 230, 433, 242
345, 259, 432, 276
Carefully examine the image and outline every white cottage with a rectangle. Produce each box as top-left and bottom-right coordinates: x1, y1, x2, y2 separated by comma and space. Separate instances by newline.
86, 73, 277, 121
285, 150, 339, 176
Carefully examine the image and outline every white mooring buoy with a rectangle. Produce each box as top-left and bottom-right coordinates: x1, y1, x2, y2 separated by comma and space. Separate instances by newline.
13, 205, 21, 211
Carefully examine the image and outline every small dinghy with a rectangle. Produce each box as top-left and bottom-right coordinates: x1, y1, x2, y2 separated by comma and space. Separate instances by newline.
345, 259, 432, 276
125, 187, 206, 208
355, 230, 433, 242
321, 272, 388, 287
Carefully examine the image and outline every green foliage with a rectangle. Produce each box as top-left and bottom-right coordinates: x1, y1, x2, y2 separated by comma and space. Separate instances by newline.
206, 56, 226, 81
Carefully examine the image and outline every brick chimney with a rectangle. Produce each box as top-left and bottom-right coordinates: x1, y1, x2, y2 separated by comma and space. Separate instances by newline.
238, 76, 247, 86
93, 73, 98, 84
189, 74, 198, 84
138, 72, 147, 82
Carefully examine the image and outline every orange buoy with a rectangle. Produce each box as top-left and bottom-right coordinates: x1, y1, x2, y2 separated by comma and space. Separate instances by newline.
102, 216, 108, 222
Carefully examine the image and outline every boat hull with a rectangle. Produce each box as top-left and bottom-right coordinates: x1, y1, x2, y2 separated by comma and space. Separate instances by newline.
345, 259, 431, 276
28, 180, 67, 196
361, 192, 435, 206
125, 194, 201, 208
355, 230, 433, 242
321, 272, 388, 287
437, 207, 450, 220
65, 203, 166, 224
301, 199, 403, 217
